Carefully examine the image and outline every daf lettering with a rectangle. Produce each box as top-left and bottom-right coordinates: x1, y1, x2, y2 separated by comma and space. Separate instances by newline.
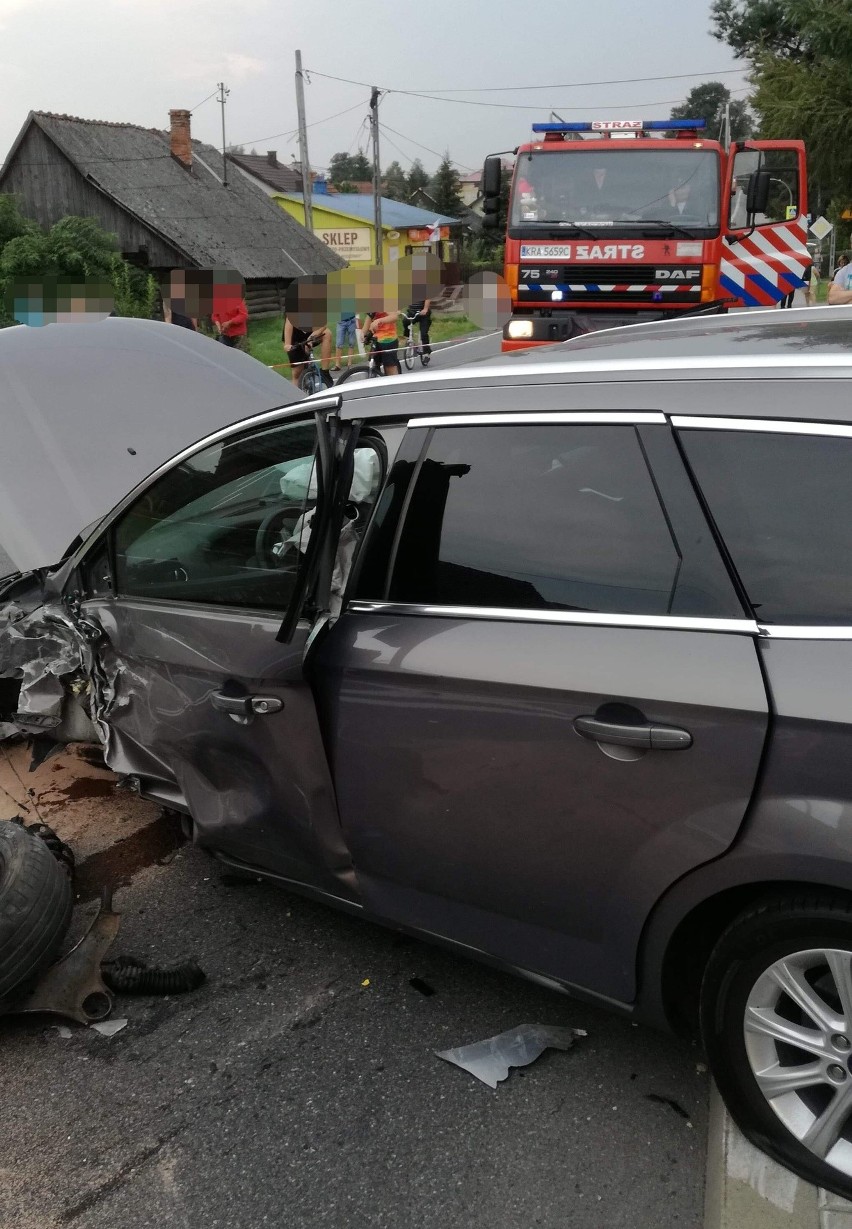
656, 268, 701, 280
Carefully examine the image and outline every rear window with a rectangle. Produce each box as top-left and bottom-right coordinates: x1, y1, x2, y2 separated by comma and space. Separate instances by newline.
679, 428, 852, 625
387, 423, 681, 614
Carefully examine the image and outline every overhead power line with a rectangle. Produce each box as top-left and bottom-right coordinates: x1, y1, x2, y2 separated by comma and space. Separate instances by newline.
304, 68, 752, 110
306, 67, 748, 94
233, 99, 367, 152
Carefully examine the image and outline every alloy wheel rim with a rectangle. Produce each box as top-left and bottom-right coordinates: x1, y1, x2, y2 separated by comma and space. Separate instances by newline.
745, 947, 852, 1176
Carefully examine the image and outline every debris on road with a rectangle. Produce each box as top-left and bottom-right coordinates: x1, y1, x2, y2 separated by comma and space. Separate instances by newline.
646, 1092, 691, 1120
101, 954, 205, 996
435, 1023, 582, 1089
90, 1017, 128, 1037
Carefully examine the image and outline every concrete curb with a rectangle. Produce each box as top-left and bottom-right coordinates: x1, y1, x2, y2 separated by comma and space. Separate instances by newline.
705, 1083, 852, 1228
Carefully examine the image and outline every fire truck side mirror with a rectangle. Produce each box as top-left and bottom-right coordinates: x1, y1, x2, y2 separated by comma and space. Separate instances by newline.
483, 156, 502, 199
746, 171, 771, 220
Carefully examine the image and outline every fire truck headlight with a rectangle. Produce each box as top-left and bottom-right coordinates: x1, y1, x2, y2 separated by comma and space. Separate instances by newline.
507, 320, 534, 339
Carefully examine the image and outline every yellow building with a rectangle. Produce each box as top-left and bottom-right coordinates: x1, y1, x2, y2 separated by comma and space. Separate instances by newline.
274, 192, 458, 267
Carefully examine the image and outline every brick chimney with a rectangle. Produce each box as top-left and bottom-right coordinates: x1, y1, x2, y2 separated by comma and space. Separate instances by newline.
169, 109, 192, 170
266, 150, 277, 166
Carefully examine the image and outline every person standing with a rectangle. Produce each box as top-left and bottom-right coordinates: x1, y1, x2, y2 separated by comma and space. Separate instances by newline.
403, 294, 432, 364
828, 254, 852, 305
213, 278, 248, 347
804, 261, 820, 307
332, 310, 360, 371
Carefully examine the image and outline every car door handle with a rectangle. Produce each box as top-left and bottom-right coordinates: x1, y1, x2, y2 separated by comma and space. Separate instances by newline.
211, 693, 284, 717
573, 715, 692, 750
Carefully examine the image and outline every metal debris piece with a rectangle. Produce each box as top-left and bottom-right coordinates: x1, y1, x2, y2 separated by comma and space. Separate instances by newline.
435, 1023, 581, 1089
90, 1018, 128, 1037
4, 891, 120, 1025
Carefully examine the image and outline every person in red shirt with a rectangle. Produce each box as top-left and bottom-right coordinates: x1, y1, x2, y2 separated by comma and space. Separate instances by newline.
212, 273, 248, 347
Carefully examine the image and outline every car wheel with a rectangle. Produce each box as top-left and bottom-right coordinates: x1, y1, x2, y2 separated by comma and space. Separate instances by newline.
701, 895, 852, 1200
0, 819, 73, 1001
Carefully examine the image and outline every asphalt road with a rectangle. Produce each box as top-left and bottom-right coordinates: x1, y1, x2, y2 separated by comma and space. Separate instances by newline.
0, 836, 707, 1229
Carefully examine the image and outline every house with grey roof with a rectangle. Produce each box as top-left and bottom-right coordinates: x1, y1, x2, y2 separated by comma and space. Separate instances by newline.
0, 110, 345, 316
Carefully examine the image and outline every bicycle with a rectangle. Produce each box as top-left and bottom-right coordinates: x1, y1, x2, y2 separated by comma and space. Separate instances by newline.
297, 338, 325, 396
401, 312, 431, 371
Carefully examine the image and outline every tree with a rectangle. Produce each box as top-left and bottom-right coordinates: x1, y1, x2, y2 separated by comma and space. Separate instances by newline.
710, 0, 810, 59
0, 200, 156, 324
429, 153, 464, 218
328, 150, 372, 187
383, 160, 409, 202
711, 0, 852, 204
671, 82, 754, 141
406, 159, 431, 201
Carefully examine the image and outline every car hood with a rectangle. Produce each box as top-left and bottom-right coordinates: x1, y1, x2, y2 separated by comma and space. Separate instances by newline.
0, 318, 299, 576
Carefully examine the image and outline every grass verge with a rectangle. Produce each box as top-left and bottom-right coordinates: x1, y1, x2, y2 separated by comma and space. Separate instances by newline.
247, 314, 482, 378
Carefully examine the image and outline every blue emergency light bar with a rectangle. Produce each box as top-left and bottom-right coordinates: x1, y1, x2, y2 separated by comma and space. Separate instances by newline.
531, 119, 707, 133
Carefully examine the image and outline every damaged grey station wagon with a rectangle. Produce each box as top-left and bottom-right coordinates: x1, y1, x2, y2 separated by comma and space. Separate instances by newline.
5, 309, 852, 1197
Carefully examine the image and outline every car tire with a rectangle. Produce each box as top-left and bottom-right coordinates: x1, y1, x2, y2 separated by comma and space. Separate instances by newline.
0, 819, 73, 1001
701, 895, 852, 1200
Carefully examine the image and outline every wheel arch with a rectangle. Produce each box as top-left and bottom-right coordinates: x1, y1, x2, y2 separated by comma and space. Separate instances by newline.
637, 856, 852, 1037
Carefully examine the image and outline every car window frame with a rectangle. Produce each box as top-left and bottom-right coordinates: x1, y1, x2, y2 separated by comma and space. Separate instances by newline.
673, 415, 852, 638
68, 402, 344, 629
352, 411, 750, 630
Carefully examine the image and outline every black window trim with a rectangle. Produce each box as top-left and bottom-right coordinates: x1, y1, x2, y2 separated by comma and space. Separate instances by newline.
673, 414, 852, 638
373, 411, 740, 623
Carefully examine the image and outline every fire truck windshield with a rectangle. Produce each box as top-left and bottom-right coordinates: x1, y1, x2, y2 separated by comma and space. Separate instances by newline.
511, 149, 720, 232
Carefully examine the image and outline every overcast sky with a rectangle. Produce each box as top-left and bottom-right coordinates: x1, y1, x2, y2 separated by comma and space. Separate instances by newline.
0, 0, 748, 176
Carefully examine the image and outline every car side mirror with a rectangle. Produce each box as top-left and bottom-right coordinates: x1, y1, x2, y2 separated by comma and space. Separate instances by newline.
483, 156, 502, 199
746, 170, 770, 219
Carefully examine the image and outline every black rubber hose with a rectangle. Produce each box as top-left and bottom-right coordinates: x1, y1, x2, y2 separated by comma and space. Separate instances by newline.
9, 817, 75, 876
101, 955, 206, 995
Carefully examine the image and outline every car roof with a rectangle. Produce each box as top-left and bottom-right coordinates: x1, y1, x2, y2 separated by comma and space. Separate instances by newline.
335, 305, 852, 416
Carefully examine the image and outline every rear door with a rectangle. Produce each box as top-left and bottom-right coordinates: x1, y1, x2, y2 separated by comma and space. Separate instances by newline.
315, 407, 769, 1003
721, 139, 810, 306
74, 403, 378, 899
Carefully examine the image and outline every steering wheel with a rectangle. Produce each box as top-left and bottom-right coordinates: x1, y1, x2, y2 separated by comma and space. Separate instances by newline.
254, 504, 305, 569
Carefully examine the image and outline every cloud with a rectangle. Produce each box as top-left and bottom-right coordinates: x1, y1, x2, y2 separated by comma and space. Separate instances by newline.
175, 52, 268, 83
0, 0, 35, 29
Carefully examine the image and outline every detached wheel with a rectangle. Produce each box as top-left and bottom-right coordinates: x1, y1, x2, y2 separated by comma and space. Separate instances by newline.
701, 896, 852, 1200
0, 820, 73, 1001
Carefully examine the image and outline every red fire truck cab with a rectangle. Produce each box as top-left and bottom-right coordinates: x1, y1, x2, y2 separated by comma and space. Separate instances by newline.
481, 119, 809, 351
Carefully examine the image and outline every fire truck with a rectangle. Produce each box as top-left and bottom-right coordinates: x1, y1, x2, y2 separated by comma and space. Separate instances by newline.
481, 118, 810, 351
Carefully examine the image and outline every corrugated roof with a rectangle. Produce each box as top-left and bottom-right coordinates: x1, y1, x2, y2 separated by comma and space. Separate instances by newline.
22, 113, 345, 279
280, 192, 460, 230
228, 152, 304, 195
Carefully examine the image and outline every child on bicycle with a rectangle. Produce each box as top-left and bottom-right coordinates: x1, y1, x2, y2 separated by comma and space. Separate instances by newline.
282, 317, 334, 389
363, 310, 400, 377
403, 295, 432, 364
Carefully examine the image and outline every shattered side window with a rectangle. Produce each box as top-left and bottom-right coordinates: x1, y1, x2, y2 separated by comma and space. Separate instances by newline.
113, 419, 320, 612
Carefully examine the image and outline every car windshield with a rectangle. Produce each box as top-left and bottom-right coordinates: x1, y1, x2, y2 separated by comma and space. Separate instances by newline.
510, 149, 720, 229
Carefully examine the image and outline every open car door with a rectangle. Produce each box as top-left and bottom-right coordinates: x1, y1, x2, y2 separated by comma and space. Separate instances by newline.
69, 398, 370, 901
720, 139, 810, 307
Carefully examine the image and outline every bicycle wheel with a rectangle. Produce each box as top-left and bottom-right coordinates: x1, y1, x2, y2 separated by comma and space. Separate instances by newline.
403, 338, 415, 371
300, 366, 325, 395
335, 364, 373, 384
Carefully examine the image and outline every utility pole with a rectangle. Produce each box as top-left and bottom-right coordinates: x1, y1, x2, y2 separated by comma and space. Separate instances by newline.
218, 82, 230, 185
723, 98, 731, 149
295, 50, 313, 233
370, 87, 383, 266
